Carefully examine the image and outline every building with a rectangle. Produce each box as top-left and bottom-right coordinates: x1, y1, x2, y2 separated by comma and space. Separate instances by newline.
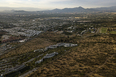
35, 52, 58, 64
56, 43, 66, 47
44, 45, 57, 51
19, 39, 27, 43
43, 52, 58, 59
64, 43, 71, 47
34, 49, 44, 52
1, 74, 3, 77
35, 43, 78, 52
35, 59, 43, 64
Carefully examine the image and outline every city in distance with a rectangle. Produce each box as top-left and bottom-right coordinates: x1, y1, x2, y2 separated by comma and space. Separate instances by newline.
0, 0, 116, 77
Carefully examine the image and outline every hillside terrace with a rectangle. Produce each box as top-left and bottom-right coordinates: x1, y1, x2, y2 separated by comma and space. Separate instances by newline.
34, 43, 78, 52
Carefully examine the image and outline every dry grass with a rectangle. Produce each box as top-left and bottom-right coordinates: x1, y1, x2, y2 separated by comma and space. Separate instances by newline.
0, 37, 55, 59
28, 34, 116, 77
1, 32, 116, 77
0, 31, 70, 59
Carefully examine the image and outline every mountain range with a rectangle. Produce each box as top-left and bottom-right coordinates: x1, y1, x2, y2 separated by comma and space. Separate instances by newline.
0, 6, 116, 13
0, 7, 42, 11
41, 6, 116, 13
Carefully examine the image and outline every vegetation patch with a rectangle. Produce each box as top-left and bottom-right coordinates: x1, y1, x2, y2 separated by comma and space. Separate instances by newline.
27, 34, 116, 77
109, 31, 116, 34
100, 27, 107, 33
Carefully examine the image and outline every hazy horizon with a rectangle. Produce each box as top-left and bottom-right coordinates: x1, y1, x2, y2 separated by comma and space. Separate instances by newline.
0, 0, 116, 11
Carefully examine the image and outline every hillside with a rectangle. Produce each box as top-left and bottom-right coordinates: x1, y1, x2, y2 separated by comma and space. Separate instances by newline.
38, 6, 116, 13
27, 34, 116, 77
0, 35, 55, 59
1, 12, 116, 77
1, 6, 116, 13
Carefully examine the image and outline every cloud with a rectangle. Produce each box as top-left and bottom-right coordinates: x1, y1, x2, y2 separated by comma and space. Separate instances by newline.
70, 0, 116, 7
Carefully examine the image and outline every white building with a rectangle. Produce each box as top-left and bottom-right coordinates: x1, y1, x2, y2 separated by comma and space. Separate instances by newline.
35, 59, 43, 64
19, 39, 27, 43
43, 52, 58, 59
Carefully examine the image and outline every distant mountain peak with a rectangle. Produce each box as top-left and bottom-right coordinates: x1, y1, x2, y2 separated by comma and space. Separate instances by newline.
1, 6, 116, 13
78, 6, 84, 8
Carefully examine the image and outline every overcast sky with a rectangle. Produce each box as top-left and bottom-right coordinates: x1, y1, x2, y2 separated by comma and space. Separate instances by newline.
0, 0, 116, 10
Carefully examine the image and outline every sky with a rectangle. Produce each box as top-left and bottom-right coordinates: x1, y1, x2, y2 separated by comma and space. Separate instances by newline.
0, 0, 116, 10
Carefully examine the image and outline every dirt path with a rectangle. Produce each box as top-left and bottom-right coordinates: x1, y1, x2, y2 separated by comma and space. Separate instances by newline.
96, 28, 99, 34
